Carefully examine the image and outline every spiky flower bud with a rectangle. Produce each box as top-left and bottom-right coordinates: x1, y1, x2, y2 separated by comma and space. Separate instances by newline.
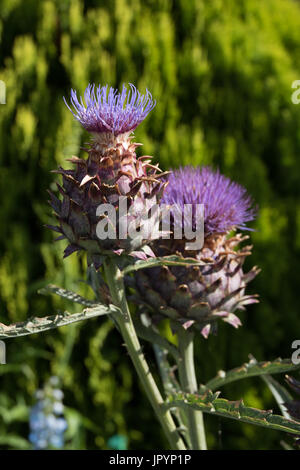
133, 166, 260, 337
48, 83, 164, 265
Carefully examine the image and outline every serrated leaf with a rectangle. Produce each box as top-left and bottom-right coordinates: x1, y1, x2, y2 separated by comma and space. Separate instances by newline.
166, 390, 300, 435
205, 357, 300, 391
122, 255, 207, 274
38, 284, 98, 307
0, 304, 120, 339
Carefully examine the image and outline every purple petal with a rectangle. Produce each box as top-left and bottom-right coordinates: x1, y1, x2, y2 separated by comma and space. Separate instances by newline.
64, 83, 156, 136
160, 166, 257, 235
201, 324, 211, 339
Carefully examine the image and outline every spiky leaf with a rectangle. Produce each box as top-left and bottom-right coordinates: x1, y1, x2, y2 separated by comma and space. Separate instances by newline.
166, 390, 300, 435
205, 357, 300, 391
0, 304, 120, 339
38, 284, 98, 307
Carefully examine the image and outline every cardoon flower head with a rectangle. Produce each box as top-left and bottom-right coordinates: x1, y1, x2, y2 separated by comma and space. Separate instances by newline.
48, 83, 164, 264
64, 83, 156, 137
132, 165, 259, 337
29, 376, 67, 450
161, 166, 256, 235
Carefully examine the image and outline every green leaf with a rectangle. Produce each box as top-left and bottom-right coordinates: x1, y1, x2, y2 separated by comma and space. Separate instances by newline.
64, 406, 102, 437
0, 403, 28, 424
0, 434, 31, 449
0, 304, 120, 339
122, 255, 208, 275
0, 364, 35, 380
261, 374, 293, 419
38, 284, 98, 307
205, 357, 300, 391
248, 355, 293, 419
166, 390, 300, 435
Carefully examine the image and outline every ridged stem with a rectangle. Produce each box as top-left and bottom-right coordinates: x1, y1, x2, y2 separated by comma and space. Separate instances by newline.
103, 260, 186, 450
177, 328, 207, 450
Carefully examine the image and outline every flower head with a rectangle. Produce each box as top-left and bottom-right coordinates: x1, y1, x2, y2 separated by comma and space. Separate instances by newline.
161, 166, 257, 235
64, 83, 156, 135
50, 84, 162, 262
132, 166, 259, 337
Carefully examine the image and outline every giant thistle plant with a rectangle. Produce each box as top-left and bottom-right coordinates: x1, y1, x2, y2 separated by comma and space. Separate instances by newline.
1, 83, 300, 450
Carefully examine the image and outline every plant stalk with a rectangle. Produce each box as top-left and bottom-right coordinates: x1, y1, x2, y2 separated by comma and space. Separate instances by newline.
177, 328, 207, 450
104, 260, 186, 450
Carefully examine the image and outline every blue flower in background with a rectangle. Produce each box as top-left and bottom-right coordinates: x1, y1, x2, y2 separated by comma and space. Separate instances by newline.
29, 376, 67, 450
64, 83, 156, 135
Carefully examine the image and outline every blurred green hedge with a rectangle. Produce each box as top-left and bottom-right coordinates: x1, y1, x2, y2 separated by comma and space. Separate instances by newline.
0, 0, 299, 450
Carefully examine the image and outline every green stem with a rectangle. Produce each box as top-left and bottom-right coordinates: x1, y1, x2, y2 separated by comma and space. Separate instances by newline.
177, 328, 207, 450
103, 260, 186, 450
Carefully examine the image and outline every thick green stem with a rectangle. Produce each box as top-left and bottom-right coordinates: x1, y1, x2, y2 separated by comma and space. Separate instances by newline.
177, 328, 207, 450
104, 261, 186, 450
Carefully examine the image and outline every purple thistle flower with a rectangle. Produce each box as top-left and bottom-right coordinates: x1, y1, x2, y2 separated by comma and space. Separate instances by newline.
63, 83, 156, 135
161, 166, 257, 235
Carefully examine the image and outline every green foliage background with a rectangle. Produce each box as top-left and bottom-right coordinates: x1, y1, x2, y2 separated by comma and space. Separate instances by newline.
0, 0, 299, 450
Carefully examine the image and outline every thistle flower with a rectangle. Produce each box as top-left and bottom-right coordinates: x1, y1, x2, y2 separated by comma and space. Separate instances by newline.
64, 83, 156, 136
48, 84, 164, 264
132, 166, 260, 337
161, 166, 257, 235
29, 377, 67, 450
